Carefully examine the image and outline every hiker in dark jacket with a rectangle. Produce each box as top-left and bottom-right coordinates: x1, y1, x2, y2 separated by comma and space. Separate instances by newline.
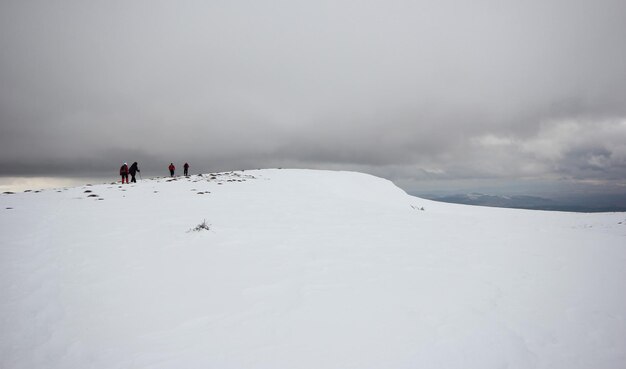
129, 162, 140, 183
168, 163, 175, 177
120, 162, 129, 184
183, 162, 189, 176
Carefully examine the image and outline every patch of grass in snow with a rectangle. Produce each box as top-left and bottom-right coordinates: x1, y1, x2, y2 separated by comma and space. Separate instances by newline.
188, 219, 211, 232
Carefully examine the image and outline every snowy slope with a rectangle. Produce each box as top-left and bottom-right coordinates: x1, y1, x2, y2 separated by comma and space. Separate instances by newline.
1, 169, 625, 369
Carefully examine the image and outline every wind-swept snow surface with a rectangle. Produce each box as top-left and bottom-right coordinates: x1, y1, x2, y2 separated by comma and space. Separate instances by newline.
1, 169, 625, 369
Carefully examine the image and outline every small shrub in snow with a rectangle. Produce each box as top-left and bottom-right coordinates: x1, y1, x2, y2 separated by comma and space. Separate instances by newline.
189, 219, 210, 232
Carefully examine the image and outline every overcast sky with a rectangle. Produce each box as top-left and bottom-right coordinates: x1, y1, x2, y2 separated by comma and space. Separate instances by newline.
1, 0, 625, 195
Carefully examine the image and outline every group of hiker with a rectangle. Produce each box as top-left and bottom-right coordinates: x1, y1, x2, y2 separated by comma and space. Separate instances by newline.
168, 162, 190, 177
119, 162, 140, 184
119, 162, 190, 183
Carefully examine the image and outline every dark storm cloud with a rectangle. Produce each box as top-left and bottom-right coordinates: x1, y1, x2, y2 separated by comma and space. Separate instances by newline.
1, 0, 626, 192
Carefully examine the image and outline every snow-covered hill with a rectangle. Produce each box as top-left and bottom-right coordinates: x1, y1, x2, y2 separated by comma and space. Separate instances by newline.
1, 169, 625, 369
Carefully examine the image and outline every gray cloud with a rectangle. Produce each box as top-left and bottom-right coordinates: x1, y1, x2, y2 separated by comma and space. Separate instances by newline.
1, 0, 626, 193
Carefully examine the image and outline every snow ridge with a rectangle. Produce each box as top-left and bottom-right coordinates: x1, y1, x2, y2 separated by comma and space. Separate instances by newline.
1, 169, 625, 369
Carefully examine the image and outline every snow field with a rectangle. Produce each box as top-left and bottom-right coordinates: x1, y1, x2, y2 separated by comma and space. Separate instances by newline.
1, 169, 625, 368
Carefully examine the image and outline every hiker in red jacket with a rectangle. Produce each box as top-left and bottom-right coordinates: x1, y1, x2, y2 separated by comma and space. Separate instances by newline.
168, 163, 175, 177
120, 162, 129, 184
183, 162, 189, 176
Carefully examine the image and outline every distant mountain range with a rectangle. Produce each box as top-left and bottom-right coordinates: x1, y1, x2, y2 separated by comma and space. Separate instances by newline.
414, 192, 626, 213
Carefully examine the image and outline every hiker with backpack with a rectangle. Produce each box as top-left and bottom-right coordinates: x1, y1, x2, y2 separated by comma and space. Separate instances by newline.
129, 162, 140, 183
120, 163, 129, 184
168, 163, 175, 177
184, 162, 189, 176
